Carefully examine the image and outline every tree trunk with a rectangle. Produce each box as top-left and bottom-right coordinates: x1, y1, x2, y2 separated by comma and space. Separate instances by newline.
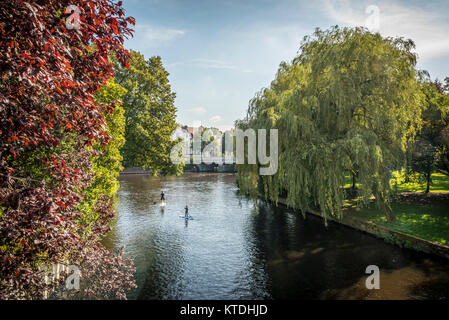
378, 197, 395, 222
373, 184, 395, 222
352, 173, 356, 190
425, 173, 431, 193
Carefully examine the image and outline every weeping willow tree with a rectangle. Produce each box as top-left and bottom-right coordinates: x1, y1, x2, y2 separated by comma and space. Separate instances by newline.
237, 26, 424, 224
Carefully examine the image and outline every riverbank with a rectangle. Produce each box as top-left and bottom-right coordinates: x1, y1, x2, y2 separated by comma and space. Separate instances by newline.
120, 165, 236, 175
347, 198, 449, 244
273, 196, 449, 261
120, 169, 449, 260
109, 173, 449, 299
120, 167, 151, 175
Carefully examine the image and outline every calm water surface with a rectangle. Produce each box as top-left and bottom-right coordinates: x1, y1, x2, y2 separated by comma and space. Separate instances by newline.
103, 173, 449, 300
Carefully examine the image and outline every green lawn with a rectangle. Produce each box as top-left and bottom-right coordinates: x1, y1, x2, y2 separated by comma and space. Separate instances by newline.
344, 172, 449, 193
343, 172, 449, 246
390, 172, 449, 193
347, 202, 449, 245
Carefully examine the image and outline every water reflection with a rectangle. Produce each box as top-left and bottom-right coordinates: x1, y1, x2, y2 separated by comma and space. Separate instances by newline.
103, 173, 449, 300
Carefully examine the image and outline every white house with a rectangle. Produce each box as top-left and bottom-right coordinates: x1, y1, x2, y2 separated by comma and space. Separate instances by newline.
172, 126, 192, 157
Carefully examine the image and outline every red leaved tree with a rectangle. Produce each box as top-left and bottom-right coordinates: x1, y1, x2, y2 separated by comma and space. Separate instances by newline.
0, 0, 136, 299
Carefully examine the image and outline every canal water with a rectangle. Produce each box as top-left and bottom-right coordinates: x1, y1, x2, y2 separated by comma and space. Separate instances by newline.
103, 173, 449, 300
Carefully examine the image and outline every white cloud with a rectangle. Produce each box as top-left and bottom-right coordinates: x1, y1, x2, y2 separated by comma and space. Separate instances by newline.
209, 115, 222, 123
322, 0, 449, 61
168, 58, 254, 73
211, 23, 311, 76
186, 107, 207, 114
132, 24, 185, 47
194, 59, 237, 70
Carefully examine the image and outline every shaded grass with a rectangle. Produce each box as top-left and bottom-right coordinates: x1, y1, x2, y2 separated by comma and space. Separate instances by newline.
346, 202, 449, 245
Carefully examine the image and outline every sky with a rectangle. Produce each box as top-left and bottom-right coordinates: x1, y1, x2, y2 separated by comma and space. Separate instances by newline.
122, 0, 449, 130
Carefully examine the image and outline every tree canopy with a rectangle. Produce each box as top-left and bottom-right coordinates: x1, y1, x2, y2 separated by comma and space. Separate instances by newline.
237, 26, 424, 224
0, 0, 135, 299
114, 51, 182, 175
409, 76, 449, 192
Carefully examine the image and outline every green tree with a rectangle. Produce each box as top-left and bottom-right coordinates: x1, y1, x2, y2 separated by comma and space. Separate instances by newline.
0, 0, 136, 298
237, 26, 424, 223
114, 51, 181, 175
409, 76, 447, 192
435, 78, 449, 176
77, 79, 127, 234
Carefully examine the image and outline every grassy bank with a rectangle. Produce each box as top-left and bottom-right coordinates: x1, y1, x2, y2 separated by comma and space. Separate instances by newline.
343, 172, 449, 246
346, 203, 449, 245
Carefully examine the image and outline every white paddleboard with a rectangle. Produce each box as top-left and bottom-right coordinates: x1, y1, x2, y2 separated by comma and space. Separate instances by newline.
160, 201, 166, 207
179, 215, 193, 220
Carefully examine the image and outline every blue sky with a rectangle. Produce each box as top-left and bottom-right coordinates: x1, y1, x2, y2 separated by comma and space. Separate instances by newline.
122, 0, 449, 129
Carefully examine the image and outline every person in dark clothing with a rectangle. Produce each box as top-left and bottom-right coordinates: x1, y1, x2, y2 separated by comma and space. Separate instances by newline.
160, 191, 165, 201
184, 205, 189, 218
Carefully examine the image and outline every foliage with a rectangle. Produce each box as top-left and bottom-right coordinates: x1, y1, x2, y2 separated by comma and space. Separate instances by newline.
0, 0, 136, 299
237, 26, 424, 224
114, 51, 182, 175
409, 76, 448, 192
77, 79, 127, 237
435, 78, 449, 176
